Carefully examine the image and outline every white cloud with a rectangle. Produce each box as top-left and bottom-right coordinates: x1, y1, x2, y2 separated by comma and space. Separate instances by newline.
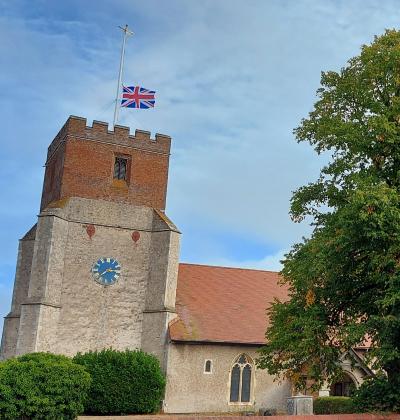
2, 0, 400, 338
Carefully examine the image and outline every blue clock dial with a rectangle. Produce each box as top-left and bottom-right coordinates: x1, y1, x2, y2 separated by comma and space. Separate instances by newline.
91, 258, 121, 285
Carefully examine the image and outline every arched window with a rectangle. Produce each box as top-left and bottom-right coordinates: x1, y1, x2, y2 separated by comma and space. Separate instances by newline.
204, 359, 212, 373
229, 354, 253, 403
114, 157, 128, 180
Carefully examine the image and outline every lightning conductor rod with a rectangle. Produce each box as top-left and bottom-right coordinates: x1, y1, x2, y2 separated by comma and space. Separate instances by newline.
113, 24, 134, 128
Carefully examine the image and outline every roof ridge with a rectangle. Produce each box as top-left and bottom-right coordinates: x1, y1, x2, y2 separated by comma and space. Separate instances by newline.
179, 262, 280, 274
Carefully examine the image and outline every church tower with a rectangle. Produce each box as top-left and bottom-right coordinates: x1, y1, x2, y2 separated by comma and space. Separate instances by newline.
0, 116, 180, 367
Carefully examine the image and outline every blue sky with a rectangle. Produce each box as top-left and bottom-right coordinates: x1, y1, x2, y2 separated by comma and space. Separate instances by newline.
1, 0, 400, 335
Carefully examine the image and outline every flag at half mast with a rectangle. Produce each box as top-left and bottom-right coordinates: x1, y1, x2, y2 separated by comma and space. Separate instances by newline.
121, 86, 156, 109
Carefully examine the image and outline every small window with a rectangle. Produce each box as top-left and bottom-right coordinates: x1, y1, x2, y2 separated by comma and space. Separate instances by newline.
114, 157, 128, 180
204, 359, 212, 374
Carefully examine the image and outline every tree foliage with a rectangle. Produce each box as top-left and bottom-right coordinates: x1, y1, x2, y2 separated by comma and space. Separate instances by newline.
257, 30, 400, 403
0, 352, 91, 420
73, 349, 166, 415
353, 375, 400, 412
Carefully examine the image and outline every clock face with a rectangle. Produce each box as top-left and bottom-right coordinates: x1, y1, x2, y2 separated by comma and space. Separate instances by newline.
91, 258, 121, 286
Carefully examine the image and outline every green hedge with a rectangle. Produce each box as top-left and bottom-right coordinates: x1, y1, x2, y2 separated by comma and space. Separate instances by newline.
314, 396, 356, 414
0, 352, 91, 420
73, 349, 166, 415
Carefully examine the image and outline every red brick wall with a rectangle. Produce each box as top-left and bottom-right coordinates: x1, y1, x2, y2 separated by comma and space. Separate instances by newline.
40, 141, 65, 210
40, 116, 171, 210
79, 415, 400, 420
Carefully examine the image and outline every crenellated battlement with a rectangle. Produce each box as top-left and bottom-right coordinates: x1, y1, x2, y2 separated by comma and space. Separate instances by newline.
47, 115, 171, 163
41, 115, 171, 211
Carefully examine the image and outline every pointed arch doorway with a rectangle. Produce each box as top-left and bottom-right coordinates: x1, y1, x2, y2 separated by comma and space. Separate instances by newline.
330, 373, 357, 396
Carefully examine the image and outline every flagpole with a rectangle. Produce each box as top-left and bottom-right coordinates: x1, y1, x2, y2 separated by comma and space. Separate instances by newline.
113, 24, 133, 128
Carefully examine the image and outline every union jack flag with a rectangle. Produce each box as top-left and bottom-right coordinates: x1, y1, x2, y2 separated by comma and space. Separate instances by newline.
121, 86, 156, 109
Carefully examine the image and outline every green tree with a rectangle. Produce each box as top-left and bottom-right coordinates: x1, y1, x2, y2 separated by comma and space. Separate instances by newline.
257, 30, 400, 406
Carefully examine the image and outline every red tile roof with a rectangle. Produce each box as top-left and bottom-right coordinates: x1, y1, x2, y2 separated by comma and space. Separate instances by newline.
169, 263, 289, 345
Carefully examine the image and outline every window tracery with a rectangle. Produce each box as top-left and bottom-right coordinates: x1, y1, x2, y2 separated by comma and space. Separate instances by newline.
229, 354, 253, 403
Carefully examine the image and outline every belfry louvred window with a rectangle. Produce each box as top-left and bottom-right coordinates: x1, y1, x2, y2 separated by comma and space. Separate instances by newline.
229, 354, 253, 403
114, 157, 128, 180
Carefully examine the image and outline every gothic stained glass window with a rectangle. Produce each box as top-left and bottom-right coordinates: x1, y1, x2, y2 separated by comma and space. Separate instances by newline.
229, 354, 253, 403
241, 365, 252, 402
230, 364, 240, 402
114, 157, 128, 180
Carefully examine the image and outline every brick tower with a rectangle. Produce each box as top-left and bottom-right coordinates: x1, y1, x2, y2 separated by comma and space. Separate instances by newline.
0, 116, 180, 367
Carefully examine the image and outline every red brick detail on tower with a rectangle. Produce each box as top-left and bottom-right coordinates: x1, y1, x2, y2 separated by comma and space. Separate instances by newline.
40, 116, 171, 210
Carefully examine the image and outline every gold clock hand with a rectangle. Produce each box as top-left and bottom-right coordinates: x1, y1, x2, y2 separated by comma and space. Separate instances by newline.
100, 268, 116, 275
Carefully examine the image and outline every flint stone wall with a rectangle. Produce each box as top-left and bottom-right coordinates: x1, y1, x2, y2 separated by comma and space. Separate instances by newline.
0, 197, 180, 359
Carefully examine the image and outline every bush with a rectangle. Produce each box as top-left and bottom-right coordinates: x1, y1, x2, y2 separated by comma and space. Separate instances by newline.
73, 349, 166, 415
0, 352, 91, 420
313, 396, 356, 414
353, 376, 400, 412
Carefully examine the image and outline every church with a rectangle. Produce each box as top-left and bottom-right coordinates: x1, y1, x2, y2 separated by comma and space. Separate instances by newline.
0, 116, 372, 413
